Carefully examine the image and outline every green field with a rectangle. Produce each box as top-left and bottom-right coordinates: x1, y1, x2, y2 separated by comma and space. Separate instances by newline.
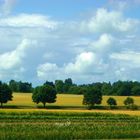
0, 111, 140, 140
0, 93, 140, 139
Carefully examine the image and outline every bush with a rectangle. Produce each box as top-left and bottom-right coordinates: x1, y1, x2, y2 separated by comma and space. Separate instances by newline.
123, 97, 138, 110
124, 97, 134, 106
126, 104, 138, 110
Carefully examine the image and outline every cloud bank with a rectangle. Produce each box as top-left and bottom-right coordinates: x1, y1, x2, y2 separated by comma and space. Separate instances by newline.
0, 2, 140, 85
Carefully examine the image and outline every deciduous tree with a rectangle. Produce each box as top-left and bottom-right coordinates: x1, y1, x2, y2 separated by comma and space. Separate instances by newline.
32, 85, 57, 108
0, 82, 13, 107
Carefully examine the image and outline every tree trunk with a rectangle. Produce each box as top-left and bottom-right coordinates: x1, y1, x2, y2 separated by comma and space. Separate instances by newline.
1, 102, 3, 108
43, 102, 46, 108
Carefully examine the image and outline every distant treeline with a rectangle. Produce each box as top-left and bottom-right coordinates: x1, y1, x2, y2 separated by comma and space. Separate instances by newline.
8, 79, 140, 96
55, 79, 140, 96
9, 80, 32, 93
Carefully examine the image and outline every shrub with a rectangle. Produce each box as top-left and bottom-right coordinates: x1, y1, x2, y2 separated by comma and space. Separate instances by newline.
127, 104, 138, 110
124, 97, 134, 106
124, 97, 136, 109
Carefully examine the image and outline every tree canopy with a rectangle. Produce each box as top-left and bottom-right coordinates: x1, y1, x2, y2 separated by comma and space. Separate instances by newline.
124, 97, 134, 106
0, 82, 13, 107
83, 84, 102, 109
9, 80, 32, 93
32, 85, 57, 108
8, 79, 140, 96
107, 97, 117, 109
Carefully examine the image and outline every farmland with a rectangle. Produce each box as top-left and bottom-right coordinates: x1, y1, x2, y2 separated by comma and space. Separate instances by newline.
0, 111, 140, 139
6, 93, 140, 108
0, 93, 140, 139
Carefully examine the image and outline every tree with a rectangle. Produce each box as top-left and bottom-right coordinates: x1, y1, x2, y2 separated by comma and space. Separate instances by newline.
55, 80, 64, 93
0, 82, 13, 107
9, 80, 33, 93
18, 81, 32, 93
32, 85, 57, 108
112, 81, 132, 96
131, 86, 140, 96
101, 82, 112, 95
124, 97, 134, 106
118, 83, 131, 96
63, 78, 73, 93
107, 97, 117, 109
123, 97, 138, 110
44, 81, 55, 88
68, 86, 85, 95
9, 80, 18, 92
83, 85, 102, 109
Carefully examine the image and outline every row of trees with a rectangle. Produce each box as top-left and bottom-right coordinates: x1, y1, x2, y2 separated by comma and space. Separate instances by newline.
33, 83, 138, 110
0, 81, 139, 108
7, 79, 140, 96
9, 80, 32, 93
0, 81, 57, 108
107, 97, 136, 109
38, 79, 140, 96
55, 80, 140, 96
83, 84, 138, 110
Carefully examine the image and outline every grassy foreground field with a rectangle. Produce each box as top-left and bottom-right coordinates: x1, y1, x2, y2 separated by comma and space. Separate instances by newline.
0, 111, 140, 139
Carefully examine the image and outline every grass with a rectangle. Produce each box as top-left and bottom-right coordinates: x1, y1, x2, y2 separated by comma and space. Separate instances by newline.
0, 111, 139, 139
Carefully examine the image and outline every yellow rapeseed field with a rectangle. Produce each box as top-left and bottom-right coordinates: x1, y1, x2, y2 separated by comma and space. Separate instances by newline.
7, 93, 140, 107
1, 93, 140, 116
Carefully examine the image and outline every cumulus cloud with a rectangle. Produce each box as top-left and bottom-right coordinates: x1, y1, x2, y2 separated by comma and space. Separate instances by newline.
0, 39, 37, 80
0, 39, 29, 69
37, 63, 63, 81
89, 34, 114, 54
110, 51, 140, 67
0, 3, 140, 84
65, 52, 97, 74
80, 8, 138, 34
37, 51, 108, 82
36, 12, 140, 83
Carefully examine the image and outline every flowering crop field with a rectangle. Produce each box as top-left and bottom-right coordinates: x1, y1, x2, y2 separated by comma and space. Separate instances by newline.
7, 93, 140, 106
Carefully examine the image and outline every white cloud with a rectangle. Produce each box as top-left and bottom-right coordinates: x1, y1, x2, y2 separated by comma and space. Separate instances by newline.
65, 52, 97, 74
80, 8, 138, 33
37, 63, 63, 81
0, 39, 36, 70
89, 34, 114, 54
110, 51, 140, 67
0, 14, 57, 28
37, 51, 107, 82
0, 4, 140, 84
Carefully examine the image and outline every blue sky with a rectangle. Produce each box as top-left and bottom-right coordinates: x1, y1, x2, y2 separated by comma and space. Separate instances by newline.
12, 0, 140, 19
0, 0, 140, 86
13, 0, 106, 19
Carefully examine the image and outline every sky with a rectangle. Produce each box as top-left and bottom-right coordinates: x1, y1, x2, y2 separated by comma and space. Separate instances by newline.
0, 0, 140, 86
